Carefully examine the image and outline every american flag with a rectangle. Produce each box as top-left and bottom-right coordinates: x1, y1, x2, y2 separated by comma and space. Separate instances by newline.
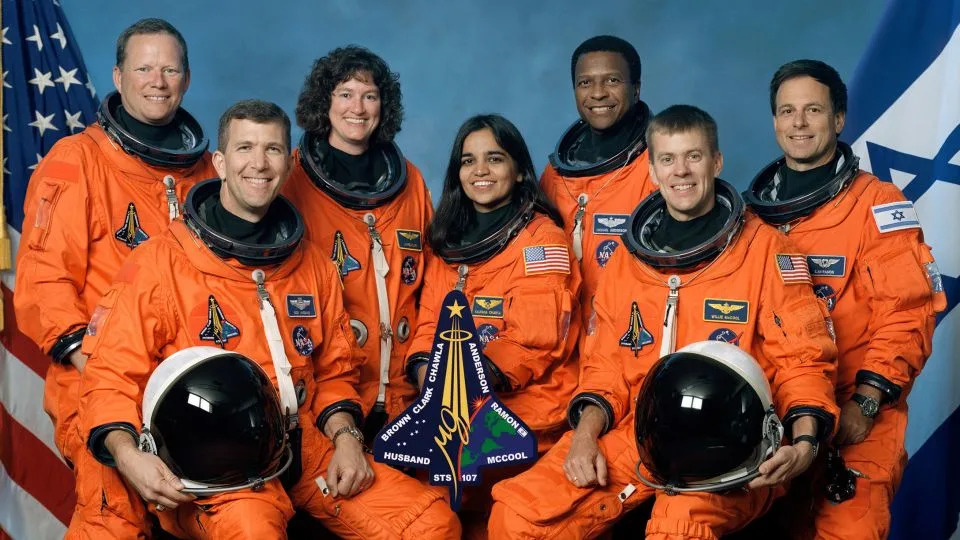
2, 1, 98, 538
775, 254, 812, 285
523, 244, 570, 276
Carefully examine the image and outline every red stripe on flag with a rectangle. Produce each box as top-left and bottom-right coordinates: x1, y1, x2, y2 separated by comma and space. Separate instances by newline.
0, 401, 75, 525
0, 284, 52, 379
0, 524, 11, 540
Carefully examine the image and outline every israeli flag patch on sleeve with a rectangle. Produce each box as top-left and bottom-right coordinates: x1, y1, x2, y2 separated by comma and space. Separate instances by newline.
872, 201, 921, 233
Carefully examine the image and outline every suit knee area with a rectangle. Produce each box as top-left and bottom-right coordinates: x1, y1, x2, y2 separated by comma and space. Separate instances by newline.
488, 501, 543, 539
401, 498, 461, 540
645, 517, 720, 540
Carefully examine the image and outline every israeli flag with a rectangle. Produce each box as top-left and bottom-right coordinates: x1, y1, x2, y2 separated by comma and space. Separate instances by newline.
844, 0, 960, 537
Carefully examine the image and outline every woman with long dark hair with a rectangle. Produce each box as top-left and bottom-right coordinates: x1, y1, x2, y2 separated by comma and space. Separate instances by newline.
406, 114, 582, 528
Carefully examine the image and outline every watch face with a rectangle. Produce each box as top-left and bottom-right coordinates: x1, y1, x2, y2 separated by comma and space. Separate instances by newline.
860, 396, 879, 417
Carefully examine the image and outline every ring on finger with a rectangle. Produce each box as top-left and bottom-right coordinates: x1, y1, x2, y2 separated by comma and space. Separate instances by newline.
155, 504, 166, 512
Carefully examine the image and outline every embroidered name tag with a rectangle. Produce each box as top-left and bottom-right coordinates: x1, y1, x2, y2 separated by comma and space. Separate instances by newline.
472, 296, 504, 318
396, 229, 423, 251
806, 255, 846, 277
592, 214, 629, 235
703, 299, 749, 324
286, 294, 317, 318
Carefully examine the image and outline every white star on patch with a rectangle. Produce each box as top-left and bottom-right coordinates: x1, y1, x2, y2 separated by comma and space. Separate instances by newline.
2, 27, 11, 46
50, 23, 67, 49
28, 153, 43, 171
2, 114, 10, 132
25, 24, 43, 52
28, 68, 55, 95
64, 110, 84, 132
55, 66, 81, 92
2, 70, 10, 89
28, 110, 58, 137
85, 77, 96, 98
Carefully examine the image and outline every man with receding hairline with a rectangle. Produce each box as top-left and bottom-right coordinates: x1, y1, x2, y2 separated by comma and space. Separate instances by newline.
15, 17, 214, 538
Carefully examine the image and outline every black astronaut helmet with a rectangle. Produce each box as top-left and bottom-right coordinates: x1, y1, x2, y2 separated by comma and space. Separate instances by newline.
298, 130, 408, 210
139, 347, 291, 495
548, 101, 651, 177
182, 179, 304, 266
743, 141, 859, 225
634, 341, 784, 493
98, 91, 209, 168
621, 179, 745, 270
435, 197, 537, 264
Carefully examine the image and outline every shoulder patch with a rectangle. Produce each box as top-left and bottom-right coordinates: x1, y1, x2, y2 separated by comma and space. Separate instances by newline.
197, 295, 241, 348
286, 294, 316, 318
331, 231, 361, 279
775, 254, 812, 284
592, 214, 630, 235
703, 299, 749, 324
619, 301, 654, 356
595, 239, 619, 268
396, 229, 423, 251
523, 245, 570, 276
806, 255, 846, 277
115, 202, 149, 249
872, 201, 921, 233
472, 296, 504, 318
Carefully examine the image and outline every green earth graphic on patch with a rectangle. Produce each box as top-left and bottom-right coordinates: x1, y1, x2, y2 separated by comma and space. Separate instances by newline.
461, 409, 519, 467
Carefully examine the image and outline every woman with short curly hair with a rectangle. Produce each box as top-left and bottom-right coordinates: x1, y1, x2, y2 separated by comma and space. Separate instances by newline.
282, 46, 437, 456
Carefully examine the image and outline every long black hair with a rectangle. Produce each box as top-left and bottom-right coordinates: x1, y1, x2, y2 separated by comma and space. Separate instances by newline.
429, 114, 563, 251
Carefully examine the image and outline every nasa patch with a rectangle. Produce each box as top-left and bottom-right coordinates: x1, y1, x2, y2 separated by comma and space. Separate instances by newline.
477, 323, 500, 348
595, 239, 619, 268
401, 255, 418, 285
703, 299, 749, 324
286, 294, 316, 318
814, 284, 837, 312
708, 328, 741, 346
593, 214, 630, 235
472, 296, 504, 318
806, 255, 846, 278
292, 325, 314, 356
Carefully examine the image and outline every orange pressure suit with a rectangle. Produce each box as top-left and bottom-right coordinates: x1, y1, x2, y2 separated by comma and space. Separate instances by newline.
407, 212, 581, 453
746, 150, 946, 539
78, 201, 460, 539
539, 104, 657, 315
490, 202, 839, 539
15, 109, 214, 538
284, 144, 432, 426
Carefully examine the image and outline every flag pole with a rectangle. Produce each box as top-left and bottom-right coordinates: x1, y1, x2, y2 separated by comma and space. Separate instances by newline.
0, 6, 7, 331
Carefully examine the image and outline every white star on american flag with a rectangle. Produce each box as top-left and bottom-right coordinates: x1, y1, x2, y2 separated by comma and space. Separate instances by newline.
85, 77, 96, 98
2, 158, 10, 176
1, 70, 9, 89
25, 24, 44, 52
64, 109, 84, 132
55, 65, 81, 92
50, 23, 67, 49
1, 27, 11, 46
28, 110, 58, 137
28, 68, 55, 94
2, 114, 10, 132
28, 153, 43, 171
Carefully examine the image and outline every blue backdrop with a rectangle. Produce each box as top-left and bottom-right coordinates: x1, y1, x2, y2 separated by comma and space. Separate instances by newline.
62, 1, 883, 194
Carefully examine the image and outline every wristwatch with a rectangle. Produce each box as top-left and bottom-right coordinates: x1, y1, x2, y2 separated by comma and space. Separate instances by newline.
792, 434, 819, 458
851, 393, 880, 418
332, 425, 365, 446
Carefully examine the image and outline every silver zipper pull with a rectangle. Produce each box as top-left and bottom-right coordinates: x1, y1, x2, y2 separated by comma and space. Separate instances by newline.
163, 175, 179, 220
660, 275, 681, 358
252, 269, 270, 306
455, 264, 469, 291
363, 213, 383, 245
572, 193, 588, 261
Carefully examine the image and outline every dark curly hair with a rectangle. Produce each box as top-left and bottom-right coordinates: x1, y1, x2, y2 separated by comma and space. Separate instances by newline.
295, 46, 404, 145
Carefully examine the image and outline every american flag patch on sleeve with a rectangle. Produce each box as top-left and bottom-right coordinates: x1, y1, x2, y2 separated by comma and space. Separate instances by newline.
775, 254, 812, 284
523, 245, 571, 276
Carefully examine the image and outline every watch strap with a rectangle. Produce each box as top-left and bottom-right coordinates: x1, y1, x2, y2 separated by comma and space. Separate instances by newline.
792, 434, 819, 457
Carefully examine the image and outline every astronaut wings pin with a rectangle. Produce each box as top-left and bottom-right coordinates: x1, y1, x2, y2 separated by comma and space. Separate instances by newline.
373, 290, 537, 509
